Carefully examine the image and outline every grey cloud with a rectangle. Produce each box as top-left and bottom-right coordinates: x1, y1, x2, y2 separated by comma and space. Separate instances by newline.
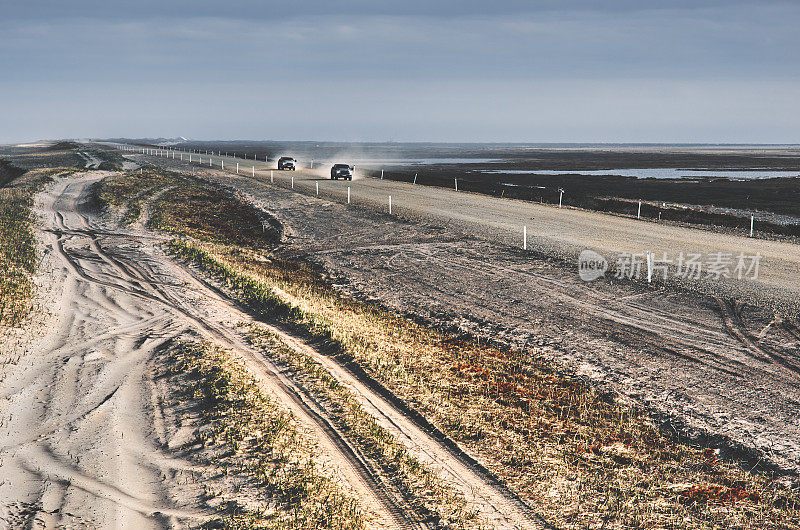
1, 0, 797, 143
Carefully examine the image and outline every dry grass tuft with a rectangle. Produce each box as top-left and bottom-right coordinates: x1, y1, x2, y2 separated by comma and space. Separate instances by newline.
168, 340, 364, 529
0, 168, 62, 328
244, 326, 480, 529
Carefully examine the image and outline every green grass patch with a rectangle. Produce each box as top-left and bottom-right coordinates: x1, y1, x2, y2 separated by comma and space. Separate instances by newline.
94, 169, 182, 224
94, 170, 278, 247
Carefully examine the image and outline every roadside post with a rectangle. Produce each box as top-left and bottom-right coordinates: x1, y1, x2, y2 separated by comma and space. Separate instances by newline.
316, 182, 319, 195
523, 225, 527, 250
271, 171, 274, 183
252, 166, 255, 177
291, 176, 294, 188
413, 174, 417, 184
750, 214, 754, 237
455, 178, 458, 191
559, 188, 564, 208
389, 195, 392, 214
236, 163, 239, 174
381, 169, 384, 179
347, 186, 350, 204
646, 250, 652, 283
638, 200, 642, 219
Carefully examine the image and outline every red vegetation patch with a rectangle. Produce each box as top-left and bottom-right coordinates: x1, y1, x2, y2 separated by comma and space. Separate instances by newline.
679, 483, 761, 505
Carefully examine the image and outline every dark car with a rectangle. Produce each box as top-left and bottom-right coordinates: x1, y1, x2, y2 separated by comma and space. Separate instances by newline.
330, 163, 353, 180
278, 157, 296, 170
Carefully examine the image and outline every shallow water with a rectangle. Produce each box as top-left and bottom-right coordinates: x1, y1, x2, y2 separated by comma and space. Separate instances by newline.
475, 168, 800, 180
353, 158, 502, 166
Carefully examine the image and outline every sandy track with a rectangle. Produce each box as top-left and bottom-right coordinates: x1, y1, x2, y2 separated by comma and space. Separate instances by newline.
2, 169, 548, 528
243, 319, 542, 529
0, 173, 424, 528
0, 175, 201, 528
129, 151, 800, 477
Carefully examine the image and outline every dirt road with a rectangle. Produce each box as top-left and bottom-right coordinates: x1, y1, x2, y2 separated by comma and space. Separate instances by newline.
0, 174, 204, 527
0, 174, 402, 527
130, 149, 800, 477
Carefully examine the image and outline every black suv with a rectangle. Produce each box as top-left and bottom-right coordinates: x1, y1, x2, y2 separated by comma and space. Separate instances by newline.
278, 157, 296, 170
330, 164, 353, 180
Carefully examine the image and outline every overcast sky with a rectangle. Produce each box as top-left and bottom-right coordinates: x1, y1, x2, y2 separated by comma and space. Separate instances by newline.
2, 1, 798, 143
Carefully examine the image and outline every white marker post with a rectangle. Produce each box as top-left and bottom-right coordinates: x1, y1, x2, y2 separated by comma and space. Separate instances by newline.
316, 181, 319, 195
347, 186, 350, 204
750, 214, 754, 237
222, 160, 224, 169
252, 166, 255, 177
646, 250, 652, 283
271, 171, 274, 183
523, 225, 527, 250
236, 162, 239, 174
291, 176, 294, 188
413, 173, 417, 184
381, 169, 384, 180
389, 195, 392, 214
454, 178, 458, 191
310, 160, 314, 169
637, 200, 642, 219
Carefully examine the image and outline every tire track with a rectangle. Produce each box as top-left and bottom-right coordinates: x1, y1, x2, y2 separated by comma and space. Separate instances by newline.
715, 296, 800, 376
40, 174, 422, 528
